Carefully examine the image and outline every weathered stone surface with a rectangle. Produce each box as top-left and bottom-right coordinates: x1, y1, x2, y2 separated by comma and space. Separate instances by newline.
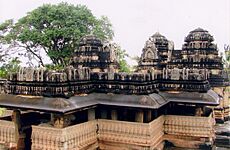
215, 121, 230, 148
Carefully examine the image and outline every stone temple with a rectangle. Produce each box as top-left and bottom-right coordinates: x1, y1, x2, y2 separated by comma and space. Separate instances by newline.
0, 28, 229, 150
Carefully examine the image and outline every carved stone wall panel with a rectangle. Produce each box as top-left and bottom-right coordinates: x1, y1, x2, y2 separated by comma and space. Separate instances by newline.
0, 120, 16, 149
29, 113, 215, 149
31, 120, 97, 150
164, 114, 215, 137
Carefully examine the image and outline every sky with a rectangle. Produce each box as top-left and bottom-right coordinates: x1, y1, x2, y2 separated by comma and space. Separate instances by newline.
0, 0, 229, 65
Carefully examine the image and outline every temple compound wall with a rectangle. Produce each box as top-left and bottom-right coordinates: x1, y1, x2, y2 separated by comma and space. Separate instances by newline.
30, 113, 214, 150
0, 120, 16, 149
0, 113, 213, 150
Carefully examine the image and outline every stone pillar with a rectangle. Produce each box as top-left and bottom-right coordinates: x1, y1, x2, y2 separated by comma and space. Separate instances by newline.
195, 107, 203, 116
53, 114, 65, 128
40, 68, 44, 81
145, 110, 152, 122
88, 108, 95, 121
101, 110, 107, 119
135, 110, 144, 123
122, 109, 128, 121
50, 113, 72, 128
164, 109, 168, 115
151, 69, 155, 80
186, 69, 189, 80
182, 68, 185, 79
153, 110, 158, 119
36, 70, 39, 81
108, 71, 115, 80
12, 110, 25, 150
51, 113, 55, 125
166, 68, 168, 79
111, 110, 118, 120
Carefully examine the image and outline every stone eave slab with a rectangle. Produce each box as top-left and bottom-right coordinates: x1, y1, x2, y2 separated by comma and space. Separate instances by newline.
0, 90, 219, 113
159, 90, 219, 106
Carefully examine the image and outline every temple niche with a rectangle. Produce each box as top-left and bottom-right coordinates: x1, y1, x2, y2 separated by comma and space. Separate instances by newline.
138, 32, 173, 75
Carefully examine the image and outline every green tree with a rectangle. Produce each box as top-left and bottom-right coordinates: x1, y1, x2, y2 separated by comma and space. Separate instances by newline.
0, 19, 14, 63
0, 57, 21, 78
114, 44, 130, 73
93, 16, 114, 41
224, 44, 230, 79
0, 3, 114, 67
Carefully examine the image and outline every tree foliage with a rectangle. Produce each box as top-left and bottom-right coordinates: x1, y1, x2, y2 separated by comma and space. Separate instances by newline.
0, 3, 114, 67
93, 16, 114, 41
0, 57, 21, 78
0, 19, 14, 63
115, 44, 131, 73
224, 44, 230, 79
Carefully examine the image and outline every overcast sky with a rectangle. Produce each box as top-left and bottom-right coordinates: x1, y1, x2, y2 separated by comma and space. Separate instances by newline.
0, 0, 229, 65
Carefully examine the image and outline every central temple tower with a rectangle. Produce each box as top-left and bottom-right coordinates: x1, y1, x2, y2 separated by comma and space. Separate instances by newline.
138, 32, 173, 74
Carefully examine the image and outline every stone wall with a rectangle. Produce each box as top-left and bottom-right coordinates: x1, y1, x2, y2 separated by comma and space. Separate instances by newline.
98, 116, 164, 150
0, 120, 16, 149
164, 113, 215, 148
31, 114, 215, 150
213, 87, 230, 122
32, 120, 97, 150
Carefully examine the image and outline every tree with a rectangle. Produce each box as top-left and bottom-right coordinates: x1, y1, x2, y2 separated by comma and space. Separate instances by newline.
0, 19, 14, 63
130, 56, 140, 71
224, 44, 230, 79
0, 57, 21, 78
224, 44, 230, 64
0, 3, 114, 67
114, 44, 131, 73
93, 16, 114, 41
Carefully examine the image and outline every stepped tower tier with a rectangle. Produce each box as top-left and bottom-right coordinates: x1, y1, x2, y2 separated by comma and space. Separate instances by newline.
138, 32, 173, 73
72, 35, 118, 72
181, 27, 221, 68
184, 27, 214, 43
168, 28, 225, 86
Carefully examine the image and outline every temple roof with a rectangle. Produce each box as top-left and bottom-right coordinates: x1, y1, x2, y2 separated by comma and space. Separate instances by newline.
0, 90, 219, 114
0, 94, 98, 114
79, 35, 103, 47
192, 27, 207, 32
159, 90, 219, 105
152, 32, 164, 38
185, 27, 214, 42
151, 32, 168, 44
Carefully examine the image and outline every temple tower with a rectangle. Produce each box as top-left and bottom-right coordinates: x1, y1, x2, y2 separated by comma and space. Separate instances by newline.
72, 35, 118, 72
138, 32, 173, 74
181, 28, 228, 122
